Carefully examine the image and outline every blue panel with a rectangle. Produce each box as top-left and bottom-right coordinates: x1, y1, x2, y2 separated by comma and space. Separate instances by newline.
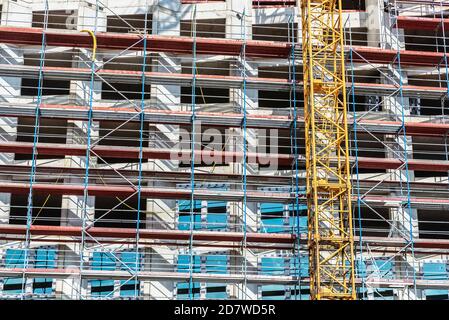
373, 259, 393, 278
206, 255, 227, 274
262, 284, 284, 291
205, 255, 227, 298
5, 249, 25, 267
289, 256, 305, 277
261, 257, 285, 276
208, 200, 226, 208
423, 262, 449, 299
300, 257, 309, 277
260, 257, 308, 300
260, 203, 308, 234
91, 251, 116, 297
262, 296, 285, 300
423, 262, 447, 280
287, 203, 308, 212
120, 284, 139, 297
177, 282, 201, 290
206, 213, 227, 230
178, 214, 201, 231
354, 260, 368, 295
176, 254, 201, 299
121, 252, 140, 271
120, 251, 141, 297
179, 200, 202, 211
261, 203, 284, 214
33, 248, 56, 295
177, 254, 201, 273
260, 203, 285, 233
288, 216, 307, 233
206, 191, 227, 231
4, 249, 26, 294
178, 200, 202, 230
207, 200, 227, 230
92, 251, 116, 270
178, 186, 228, 231
288, 203, 307, 235
261, 217, 286, 233
176, 254, 228, 299
205, 289, 227, 299
177, 282, 201, 299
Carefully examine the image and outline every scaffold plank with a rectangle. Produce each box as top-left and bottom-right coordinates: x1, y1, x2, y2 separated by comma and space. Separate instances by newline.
0, 26, 292, 58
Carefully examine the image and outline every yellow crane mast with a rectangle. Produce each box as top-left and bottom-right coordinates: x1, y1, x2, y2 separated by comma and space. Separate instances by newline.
301, 0, 356, 300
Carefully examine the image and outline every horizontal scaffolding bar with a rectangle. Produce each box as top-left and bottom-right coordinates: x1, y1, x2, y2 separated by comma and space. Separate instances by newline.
2, 224, 449, 251
0, 164, 291, 184
2, 165, 448, 203
1, 182, 448, 209
351, 46, 448, 66
0, 142, 293, 166
0, 26, 292, 58
0, 65, 292, 90
1, 142, 449, 172
0, 268, 296, 285
396, 16, 449, 31
181, 0, 297, 7
0, 27, 446, 66
1, 103, 449, 136
0, 104, 292, 129
0, 267, 446, 289
0, 182, 292, 202
0, 224, 294, 244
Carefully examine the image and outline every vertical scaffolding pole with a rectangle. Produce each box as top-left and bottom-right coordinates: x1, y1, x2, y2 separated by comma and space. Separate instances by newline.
389, 0, 417, 297
79, 0, 99, 300
188, 4, 198, 301
347, 18, 367, 299
288, 13, 302, 300
440, 1, 449, 99
134, 2, 151, 299
239, 6, 249, 299
301, 0, 356, 300
22, 0, 49, 299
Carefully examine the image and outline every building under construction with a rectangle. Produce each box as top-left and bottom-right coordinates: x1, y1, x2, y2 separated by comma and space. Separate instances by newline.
0, 0, 448, 300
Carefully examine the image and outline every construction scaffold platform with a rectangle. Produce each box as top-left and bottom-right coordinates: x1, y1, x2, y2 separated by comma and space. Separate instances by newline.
0, 0, 447, 300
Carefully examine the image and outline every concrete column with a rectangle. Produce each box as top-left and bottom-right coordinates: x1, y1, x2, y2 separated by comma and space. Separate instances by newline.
225, 0, 260, 300
227, 2, 258, 232
61, 120, 98, 227
70, 1, 105, 106
70, 50, 103, 106
228, 249, 257, 299
226, 0, 252, 40
62, 0, 102, 229
366, 0, 382, 47
55, 243, 85, 299
58, 119, 98, 299
143, 247, 174, 299
77, 1, 107, 32
142, 0, 182, 300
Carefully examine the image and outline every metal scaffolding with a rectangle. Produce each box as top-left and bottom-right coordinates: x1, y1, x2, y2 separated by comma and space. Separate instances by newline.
0, 0, 448, 300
